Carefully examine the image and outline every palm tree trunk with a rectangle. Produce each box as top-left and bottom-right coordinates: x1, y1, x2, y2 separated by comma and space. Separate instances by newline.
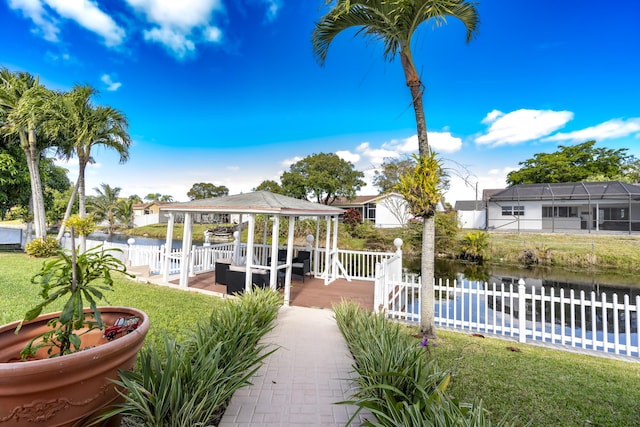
77, 159, 87, 253
401, 50, 436, 337
22, 129, 47, 240
56, 179, 80, 242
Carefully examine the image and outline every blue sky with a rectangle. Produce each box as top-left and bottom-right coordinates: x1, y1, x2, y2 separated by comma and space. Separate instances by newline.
2, 0, 639, 204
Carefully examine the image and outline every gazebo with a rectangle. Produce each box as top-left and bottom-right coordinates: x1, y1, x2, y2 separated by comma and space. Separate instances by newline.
159, 191, 345, 305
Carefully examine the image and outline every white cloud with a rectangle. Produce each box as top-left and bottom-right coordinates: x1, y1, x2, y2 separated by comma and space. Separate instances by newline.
542, 118, 640, 142
429, 131, 463, 153
336, 150, 360, 164
126, 0, 224, 58
281, 156, 301, 167
476, 108, 574, 147
8, 0, 60, 42
381, 132, 462, 154
355, 142, 399, 167
100, 74, 122, 91
45, 0, 125, 46
261, 0, 282, 21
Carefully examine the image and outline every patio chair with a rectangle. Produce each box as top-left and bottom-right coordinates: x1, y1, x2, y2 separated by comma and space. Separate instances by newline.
292, 251, 311, 282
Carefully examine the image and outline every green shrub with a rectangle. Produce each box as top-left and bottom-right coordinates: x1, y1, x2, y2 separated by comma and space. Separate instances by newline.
333, 301, 510, 426
102, 288, 281, 426
24, 237, 59, 257
460, 231, 490, 262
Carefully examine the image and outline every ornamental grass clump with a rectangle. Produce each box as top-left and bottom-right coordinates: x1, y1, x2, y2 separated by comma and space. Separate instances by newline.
333, 301, 512, 426
102, 288, 281, 427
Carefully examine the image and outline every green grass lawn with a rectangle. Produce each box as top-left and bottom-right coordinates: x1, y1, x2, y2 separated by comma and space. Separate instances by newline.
2, 251, 640, 426
0, 252, 224, 350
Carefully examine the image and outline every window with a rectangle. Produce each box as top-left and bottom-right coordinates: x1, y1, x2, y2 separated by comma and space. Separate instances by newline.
502, 206, 525, 216
542, 206, 578, 218
365, 203, 376, 221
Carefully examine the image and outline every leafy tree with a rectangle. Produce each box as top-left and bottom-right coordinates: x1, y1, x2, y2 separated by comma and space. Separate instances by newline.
506, 141, 636, 186
50, 84, 131, 249
253, 180, 283, 194
187, 183, 229, 200
87, 183, 122, 234
373, 157, 415, 193
313, 0, 479, 336
0, 68, 53, 239
280, 152, 365, 204
0, 135, 30, 218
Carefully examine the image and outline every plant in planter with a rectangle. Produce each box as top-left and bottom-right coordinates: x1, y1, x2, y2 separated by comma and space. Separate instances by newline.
0, 229, 150, 427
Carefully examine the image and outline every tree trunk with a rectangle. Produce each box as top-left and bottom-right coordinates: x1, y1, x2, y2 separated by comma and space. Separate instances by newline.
56, 179, 80, 242
78, 159, 87, 253
401, 49, 436, 336
22, 129, 47, 240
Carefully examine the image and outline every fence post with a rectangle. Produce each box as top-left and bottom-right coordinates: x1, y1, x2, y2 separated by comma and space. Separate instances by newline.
518, 279, 527, 343
127, 238, 135, 265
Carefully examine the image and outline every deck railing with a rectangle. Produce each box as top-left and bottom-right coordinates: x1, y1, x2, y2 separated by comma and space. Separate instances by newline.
376, 275, 640, 358
69, 240, 393, 281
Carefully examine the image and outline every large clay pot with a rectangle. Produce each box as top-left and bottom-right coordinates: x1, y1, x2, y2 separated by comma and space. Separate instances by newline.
0, 306, 149, 427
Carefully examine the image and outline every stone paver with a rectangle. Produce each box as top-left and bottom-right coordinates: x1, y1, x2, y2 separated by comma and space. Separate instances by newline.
218, 305, 371, 427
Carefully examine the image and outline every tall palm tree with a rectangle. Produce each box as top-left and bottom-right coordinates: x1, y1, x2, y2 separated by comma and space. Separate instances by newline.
0, 68, 53, 240
52, 84, 131, 249
313, 0, 479, 336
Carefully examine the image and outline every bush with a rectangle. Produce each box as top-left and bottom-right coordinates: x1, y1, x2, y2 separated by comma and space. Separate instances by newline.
333, 301, 510, 426
25, 237, 59, 257
102, 288, 281, 426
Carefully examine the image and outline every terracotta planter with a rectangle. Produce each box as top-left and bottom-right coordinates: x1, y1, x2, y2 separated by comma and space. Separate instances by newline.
0, 306, 149, 427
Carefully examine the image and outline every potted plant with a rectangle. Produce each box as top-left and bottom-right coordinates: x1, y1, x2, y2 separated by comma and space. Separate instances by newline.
0, 229, 150, 427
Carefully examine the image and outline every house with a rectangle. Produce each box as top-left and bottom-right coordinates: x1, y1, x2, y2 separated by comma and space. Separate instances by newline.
132, 201, 170, 227
454, 189, 502, 229
486, 181, 640, 233
330, 193, 411, 228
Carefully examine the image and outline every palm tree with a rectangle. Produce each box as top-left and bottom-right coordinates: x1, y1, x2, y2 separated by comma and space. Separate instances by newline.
0, 68, 53, 240
87, 183, 122, 234
116, 198, 134, 229
52, 84, 131, 249
312, 0, 479, 336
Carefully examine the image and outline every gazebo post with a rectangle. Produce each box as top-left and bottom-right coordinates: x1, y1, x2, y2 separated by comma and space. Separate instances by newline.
179, 212, 193, 288
244, 213, 256, 293
331, 215, 339, 283
283, 215, 295, 306
162, 212, 174, 283
323, 216, 331, 284
269, 215, 280, 289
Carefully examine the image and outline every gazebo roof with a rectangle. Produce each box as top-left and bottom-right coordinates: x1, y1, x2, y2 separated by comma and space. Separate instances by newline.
161, 191, 345, 216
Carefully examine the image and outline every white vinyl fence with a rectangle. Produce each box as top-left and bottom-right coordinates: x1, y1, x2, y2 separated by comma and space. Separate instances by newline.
376, 275, 640, 358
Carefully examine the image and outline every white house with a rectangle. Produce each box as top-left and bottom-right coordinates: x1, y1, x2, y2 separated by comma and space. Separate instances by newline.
487, 181, 640, 233
330, 193, 411, 228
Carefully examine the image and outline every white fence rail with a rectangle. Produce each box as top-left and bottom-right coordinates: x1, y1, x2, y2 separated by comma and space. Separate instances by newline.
377, 276, 640, 358
65, 240, 392, 282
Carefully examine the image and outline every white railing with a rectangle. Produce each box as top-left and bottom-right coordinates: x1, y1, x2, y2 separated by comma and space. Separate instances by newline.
377, 275, 640, 358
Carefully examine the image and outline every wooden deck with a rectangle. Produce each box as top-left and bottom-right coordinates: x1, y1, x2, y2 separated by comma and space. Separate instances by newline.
170, 272, 375, 311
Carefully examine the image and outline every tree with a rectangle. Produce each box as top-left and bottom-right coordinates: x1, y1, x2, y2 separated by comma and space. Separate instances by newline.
145, 193, 161, 201
187, 183, 229, 200
128, 194, 143, 204
0, 68, 53, 239
253, 180, 283, 194
159, 195, 174, 202
506, 141, 636, 186
116, 198, 134, 229
0, 134, 30, 218
280, 152, 365, 204
87, 183, 122, 234
373, 157, 415, 193
313, 0, 479, 336
51, 84, 131, 249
